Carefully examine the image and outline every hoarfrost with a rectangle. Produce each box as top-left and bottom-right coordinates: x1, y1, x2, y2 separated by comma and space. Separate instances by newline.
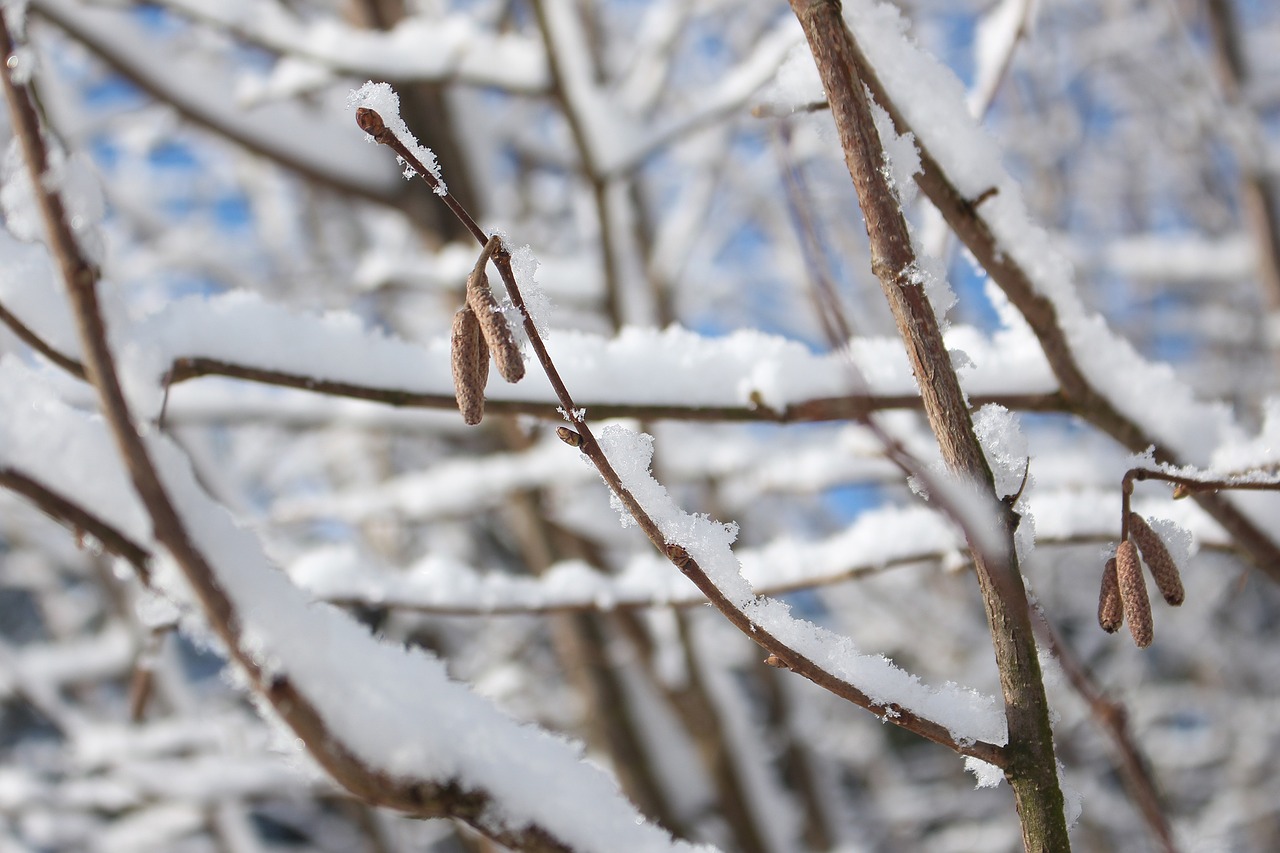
973, 404, 1029, 499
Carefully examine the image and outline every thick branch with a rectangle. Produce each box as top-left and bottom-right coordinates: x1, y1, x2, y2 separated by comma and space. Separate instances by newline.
788, 2, 1069, 849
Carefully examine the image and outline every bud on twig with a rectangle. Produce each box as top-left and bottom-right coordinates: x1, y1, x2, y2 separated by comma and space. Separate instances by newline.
468, 235, 525, 384
665, 543, 692, 569
1116, 540, 1153, 648
1098, 557, 1123, 633
355, 107, 393, 145
451, 305, 488, 425
556, 426, 583, 448
1128, 512, 1185, 606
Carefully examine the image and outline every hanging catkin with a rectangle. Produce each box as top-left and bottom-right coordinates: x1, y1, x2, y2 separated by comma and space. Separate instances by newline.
468, 235, 525, 383
451, 305, 488, 425
1116, 540, 1152, 648
1128, 512, 1185, 606
1098, 557, 1123, 633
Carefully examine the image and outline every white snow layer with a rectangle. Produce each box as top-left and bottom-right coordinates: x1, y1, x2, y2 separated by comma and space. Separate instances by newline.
0, 358, 711, 853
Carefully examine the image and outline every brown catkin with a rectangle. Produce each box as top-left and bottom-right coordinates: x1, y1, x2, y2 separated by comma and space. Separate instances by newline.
1098, 557, 1123, 633
1128, 512, 1185, 606
467, 238, 525, 384
1116, 539, 1153, 648
450, 305, 488, 425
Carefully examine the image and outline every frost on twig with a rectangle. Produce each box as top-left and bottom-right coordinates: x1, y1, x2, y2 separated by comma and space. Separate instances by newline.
349, 81, 448, 196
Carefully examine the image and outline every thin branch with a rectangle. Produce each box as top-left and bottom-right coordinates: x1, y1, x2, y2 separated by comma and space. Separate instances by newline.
0, 467, 151, 575
529, 0, 624, 328
0, 298, 85, 378
359, 106, 1008, 767
0, 299, 1066, 424
1124, 466, 1280, 498
1033, 612, 1181, 853
166, 355, 1066, 423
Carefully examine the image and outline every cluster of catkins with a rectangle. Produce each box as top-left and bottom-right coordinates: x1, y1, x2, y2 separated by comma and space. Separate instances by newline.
451, 235, 526, 424
1099, 513, 1184, 647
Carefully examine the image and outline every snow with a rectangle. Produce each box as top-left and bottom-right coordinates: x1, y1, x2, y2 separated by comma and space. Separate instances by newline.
5, 43, 34, 85
593, 421, 1006, 746
1, 138, 41, 245
32, 0, 401, 198
156, 0, 549, 95
973, 404, 1028, 499
290, 503, 967, 615
965, 756, 1004, 788
0, 358, 711, 853
0, 227, 80, 356
967, 0, 1035, 117
1, 135, 105, 263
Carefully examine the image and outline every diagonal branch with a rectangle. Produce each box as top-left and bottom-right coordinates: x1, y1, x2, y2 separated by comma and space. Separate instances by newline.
29, 0, 403, 208
357, 104, 1008, 767
0, 19, 605, 852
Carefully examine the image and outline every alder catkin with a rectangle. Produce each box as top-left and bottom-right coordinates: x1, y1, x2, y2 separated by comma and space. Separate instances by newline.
450, 305, 488, 426
1098, 557, 1123, 633
1128, 512, 1185, 606
467, 238, 525, 384
1116, 539, 1153, 648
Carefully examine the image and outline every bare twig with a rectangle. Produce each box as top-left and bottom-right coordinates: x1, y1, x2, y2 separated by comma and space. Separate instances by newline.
0, 298, 85, 378
0, 467, 151, 575
1033, 613, 1181, 853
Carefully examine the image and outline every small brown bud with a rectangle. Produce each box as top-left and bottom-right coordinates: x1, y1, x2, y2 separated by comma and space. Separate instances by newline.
355, 108, 392, 144
1098, 557, 1123, 633
450, 305, 488, 425
665, 543, 692, 569
1128, 513, 1184, 606
764, 654, 788, 669
1171, 483, 1191, 500
1116, 540, 1153, 648
556, 426, 582, 448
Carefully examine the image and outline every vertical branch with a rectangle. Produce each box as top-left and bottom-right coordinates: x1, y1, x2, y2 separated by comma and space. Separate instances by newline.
529, 0, 625, 328
786, 2, 1070, 850
1203, 0, 1280, 317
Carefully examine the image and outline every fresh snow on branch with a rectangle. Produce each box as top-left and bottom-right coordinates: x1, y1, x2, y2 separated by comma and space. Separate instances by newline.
0, 358, 712, 853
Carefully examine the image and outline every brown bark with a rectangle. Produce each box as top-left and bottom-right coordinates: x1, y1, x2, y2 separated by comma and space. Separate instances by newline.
787, 2, 1071, 849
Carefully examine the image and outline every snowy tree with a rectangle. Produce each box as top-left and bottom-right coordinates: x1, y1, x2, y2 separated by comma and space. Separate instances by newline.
1, 1, 1278, 851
